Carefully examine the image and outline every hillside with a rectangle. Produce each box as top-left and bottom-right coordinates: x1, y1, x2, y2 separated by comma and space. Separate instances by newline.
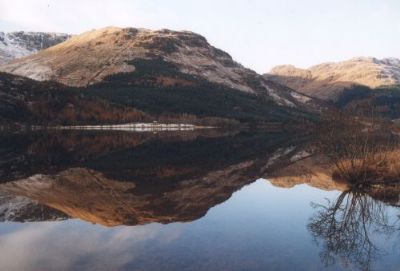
0, 70, 318, 125
0, 72, 152, 125
0, 27, 321, 125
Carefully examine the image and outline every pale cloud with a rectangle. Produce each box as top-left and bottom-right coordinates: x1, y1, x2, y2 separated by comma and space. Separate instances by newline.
0, 0, 175, 33
0, 220, 186, 271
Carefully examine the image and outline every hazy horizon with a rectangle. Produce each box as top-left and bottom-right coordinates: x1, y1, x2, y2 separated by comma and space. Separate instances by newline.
1, 0, 399, 73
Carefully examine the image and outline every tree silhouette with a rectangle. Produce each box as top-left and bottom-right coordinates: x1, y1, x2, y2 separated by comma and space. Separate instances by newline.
308, 189, 400, 271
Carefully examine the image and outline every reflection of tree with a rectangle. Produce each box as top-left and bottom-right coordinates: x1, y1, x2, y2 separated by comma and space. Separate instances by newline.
308, 190, 400, 271
310, 110, 400, 270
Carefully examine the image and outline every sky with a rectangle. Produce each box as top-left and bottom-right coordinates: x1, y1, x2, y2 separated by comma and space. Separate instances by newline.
1, 0, 399, 73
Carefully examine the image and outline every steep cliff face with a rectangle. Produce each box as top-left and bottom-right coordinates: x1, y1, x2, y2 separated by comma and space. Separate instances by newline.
265, 57, 400, 101
0, 31, 70, 65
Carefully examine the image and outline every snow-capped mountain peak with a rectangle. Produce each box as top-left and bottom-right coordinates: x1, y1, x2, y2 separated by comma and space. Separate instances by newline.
0, 31, 71, 65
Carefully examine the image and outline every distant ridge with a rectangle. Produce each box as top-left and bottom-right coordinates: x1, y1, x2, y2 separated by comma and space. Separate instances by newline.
265, 57, 400, 101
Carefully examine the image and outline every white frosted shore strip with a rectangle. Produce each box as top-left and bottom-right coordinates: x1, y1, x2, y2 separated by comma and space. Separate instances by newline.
41, 123, 214, 132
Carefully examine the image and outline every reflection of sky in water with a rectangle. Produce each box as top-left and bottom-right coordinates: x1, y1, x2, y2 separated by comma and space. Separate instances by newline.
1, 180, 400, 271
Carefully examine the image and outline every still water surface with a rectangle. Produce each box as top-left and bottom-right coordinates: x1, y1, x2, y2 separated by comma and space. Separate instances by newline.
0, 130, 399, 271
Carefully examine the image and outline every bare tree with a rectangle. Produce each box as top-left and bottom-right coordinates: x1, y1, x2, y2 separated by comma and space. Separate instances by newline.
308, 189, 400, 271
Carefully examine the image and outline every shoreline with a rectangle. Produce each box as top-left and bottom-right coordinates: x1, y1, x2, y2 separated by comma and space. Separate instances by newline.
31, 123, 216, 132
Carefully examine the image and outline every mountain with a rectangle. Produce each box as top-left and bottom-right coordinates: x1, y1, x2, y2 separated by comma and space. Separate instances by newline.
0, 27, 319, 125
265, 57, 400, 101
1, 27, 298, 95
265, 57, 400, 118
0, 31, 70, 65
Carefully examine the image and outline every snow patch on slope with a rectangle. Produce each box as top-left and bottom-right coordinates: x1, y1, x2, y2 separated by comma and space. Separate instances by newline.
290, 91, 311, 103
0, 33, 33, 61
0, 32, 70, 65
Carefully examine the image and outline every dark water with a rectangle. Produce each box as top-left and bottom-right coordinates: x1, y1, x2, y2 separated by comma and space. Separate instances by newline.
0, 130, 399, 271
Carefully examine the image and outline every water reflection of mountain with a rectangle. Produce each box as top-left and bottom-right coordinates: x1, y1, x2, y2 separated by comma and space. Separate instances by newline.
0, 130, 312, 225
2, 130, 400, 271
2, 129, 400, 232
268, 154, 348, 191
0, 129, 237, 182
